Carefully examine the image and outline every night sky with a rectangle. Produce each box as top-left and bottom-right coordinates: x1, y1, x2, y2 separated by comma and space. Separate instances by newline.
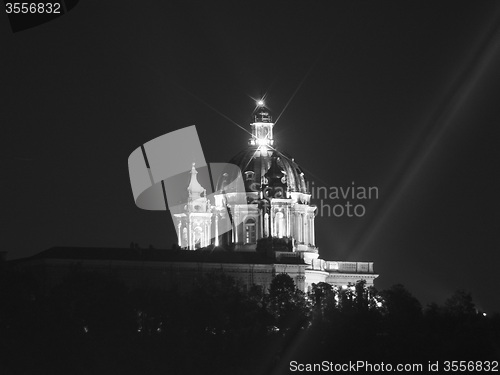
2, 1, 500, 313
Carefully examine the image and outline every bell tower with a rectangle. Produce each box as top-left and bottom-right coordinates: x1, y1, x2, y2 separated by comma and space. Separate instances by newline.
173, 163, 213, 250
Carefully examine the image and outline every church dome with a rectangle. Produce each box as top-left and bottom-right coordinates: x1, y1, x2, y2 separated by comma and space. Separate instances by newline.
215, 101, 310, 202
216, 145, 308, 195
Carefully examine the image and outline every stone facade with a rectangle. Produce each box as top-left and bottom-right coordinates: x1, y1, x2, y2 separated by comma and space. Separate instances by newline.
171, 103, 378, 291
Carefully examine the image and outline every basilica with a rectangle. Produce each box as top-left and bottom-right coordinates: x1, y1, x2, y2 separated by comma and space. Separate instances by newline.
172, 103, 378, 292
14, 103, 378, 295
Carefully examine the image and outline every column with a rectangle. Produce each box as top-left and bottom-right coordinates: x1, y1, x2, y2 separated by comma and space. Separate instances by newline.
177, 221, 182, 246
214, 213, 219, 246
188, 221, 192, 250
286, 206, 290, 237
311, 214, 315, 246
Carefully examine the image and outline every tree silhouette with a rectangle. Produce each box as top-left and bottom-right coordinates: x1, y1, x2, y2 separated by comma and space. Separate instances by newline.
48, 268, 135, 336
444, 289, 476, 317
3, 262, 500, 375
267, 273, 309, 332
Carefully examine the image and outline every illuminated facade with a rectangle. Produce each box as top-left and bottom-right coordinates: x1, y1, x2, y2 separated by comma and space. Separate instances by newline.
14, 104, 378, 294
173, 103, 378, 291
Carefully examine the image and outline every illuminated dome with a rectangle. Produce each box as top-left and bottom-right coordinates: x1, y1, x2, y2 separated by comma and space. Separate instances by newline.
217, 146, 308, 195
216, 104, 310, 205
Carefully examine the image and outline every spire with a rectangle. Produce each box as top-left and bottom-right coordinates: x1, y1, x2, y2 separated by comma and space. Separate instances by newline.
186, 163, 210, 213
188, 163, 206, 198
254, 100, 272, 123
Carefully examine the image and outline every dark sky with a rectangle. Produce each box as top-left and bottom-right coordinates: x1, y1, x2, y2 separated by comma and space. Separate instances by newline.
2, 1, 500, 313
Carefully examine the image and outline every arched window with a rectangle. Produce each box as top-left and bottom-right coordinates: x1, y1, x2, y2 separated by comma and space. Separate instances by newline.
244, 218, 256, 244
244, 171, 255, 181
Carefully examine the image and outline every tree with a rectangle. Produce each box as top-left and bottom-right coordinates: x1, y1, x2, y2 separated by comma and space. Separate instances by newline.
379, 284, 422, 337
380, 284, 422, 320
338, 284, 356, 313
0, 266, 41, 336
48, 268, 134, 336
310, 282, 333, 307
444, 290, 476, 317
355, 280, 369, 312
187, 271, 249, 336
267, 273, 309, 331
